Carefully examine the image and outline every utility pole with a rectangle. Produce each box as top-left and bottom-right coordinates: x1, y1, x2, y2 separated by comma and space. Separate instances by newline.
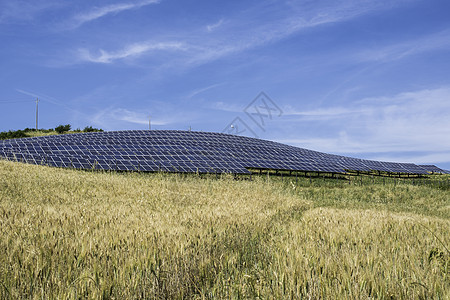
35, 98, 39, 130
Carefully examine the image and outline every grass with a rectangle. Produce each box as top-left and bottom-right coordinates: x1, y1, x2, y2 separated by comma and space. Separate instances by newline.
15, 130, 86, 138
1, 127, 103, 140
22, 130, 60, 138
0, 159, 449, 299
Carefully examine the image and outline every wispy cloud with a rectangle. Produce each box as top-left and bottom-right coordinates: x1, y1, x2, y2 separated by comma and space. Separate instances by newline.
358, 29, 450, 62
16, 89, 40, 99
16, 88, 86, 116
74, 0, 412, 67
196, 0, 418, 65
283, 106, 372, 120
206, 19, 224, 32
212, 101, 244, 113
16, 88, 66, 108
70, 0, 160, 29
111, 108, 167, 126
0, 1, 61, 24
78, 41, 186, 63
187, 83, 225, 99
92, 108, 169, 128
90, 103, 207, 130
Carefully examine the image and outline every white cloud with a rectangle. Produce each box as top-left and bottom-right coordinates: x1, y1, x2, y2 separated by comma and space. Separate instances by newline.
370, 152, 450, 165
278, 87, 450, 163
78, 42, 186, 63
71, 0, 160, 28
281, 135, 450, 165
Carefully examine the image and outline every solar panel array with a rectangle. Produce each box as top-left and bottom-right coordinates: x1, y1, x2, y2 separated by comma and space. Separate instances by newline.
419, 165, 450, 174
0, 130, 431, 175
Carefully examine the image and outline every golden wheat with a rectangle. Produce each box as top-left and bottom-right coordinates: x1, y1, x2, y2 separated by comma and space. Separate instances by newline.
0, 160, 448, 299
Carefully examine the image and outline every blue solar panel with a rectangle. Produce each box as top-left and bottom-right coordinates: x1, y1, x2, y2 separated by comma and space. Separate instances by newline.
0, 130, 434, 175
418, 165, 448, 174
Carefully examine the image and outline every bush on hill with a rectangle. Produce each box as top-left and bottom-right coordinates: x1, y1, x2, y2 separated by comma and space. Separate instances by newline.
83, 126, 103, 132
0, 130, 27, 140
55, 124, 71, 134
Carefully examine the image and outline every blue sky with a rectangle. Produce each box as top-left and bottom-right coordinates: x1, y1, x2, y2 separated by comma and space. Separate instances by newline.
1, 0, 450, 169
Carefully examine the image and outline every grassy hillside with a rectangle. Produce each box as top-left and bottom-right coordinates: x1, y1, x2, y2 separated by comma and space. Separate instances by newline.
0, 160, 448, 299
0, 126, 103, 140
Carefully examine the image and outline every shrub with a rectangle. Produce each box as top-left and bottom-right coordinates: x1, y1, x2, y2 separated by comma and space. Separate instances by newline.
0, 130, 27, 140
55, 124, 71, 134
83, 126, 103, 132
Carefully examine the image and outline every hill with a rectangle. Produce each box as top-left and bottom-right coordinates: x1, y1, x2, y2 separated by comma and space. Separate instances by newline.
0, 160, 448, 299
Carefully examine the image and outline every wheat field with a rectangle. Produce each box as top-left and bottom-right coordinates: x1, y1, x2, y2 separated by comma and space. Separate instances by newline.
0, 159, 448, 299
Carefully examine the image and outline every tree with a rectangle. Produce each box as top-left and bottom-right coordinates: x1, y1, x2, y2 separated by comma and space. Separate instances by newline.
55, 124, 71, 134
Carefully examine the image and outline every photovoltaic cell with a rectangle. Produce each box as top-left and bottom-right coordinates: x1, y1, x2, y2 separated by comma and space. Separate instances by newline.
0, 130, 432, 175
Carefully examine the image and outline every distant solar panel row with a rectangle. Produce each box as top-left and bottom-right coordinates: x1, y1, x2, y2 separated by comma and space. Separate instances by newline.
0, 130, 432, 175
419, 165, 450, 174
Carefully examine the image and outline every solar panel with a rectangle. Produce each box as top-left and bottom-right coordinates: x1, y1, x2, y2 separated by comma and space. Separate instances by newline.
418, 165, 448, 174
0, 130, 435, 175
